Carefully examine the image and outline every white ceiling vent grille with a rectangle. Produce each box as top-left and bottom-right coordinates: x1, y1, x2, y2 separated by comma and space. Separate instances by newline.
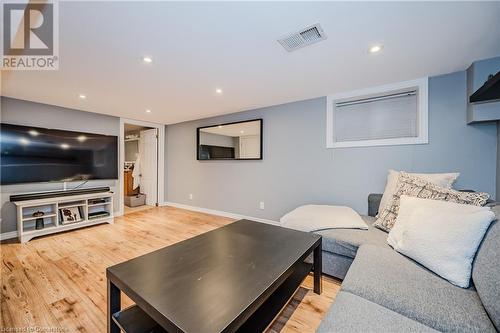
278, 24, 327, 52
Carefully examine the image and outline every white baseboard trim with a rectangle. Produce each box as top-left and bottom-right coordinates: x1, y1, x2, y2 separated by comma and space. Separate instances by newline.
161, 202, 279, 225
0, 204, 278, 241
0, 230, 18, 241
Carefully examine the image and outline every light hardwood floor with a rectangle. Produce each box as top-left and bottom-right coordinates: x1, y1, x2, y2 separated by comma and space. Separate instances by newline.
123, 204, 155, 215
1, 206, 341, 332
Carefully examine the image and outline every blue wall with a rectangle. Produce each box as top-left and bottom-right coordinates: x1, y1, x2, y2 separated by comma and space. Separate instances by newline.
498, 122, 500, 200
166, 70, 497, 221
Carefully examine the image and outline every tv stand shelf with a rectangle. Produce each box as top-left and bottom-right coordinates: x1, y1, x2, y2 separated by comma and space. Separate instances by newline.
14, 191, 114, 243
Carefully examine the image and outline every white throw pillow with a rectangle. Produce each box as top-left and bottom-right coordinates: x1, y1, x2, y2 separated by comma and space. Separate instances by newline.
280, 205, 368, 233
388, 196, 495, 288
378, 170, 459, 213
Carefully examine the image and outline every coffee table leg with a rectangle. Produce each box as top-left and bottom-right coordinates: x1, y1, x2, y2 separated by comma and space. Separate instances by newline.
313, 241, 322, 294
108, 279, 120, 333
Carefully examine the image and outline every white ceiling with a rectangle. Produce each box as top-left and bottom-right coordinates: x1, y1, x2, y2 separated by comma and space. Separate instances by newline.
201, 120, 261, 137
2, 1, 500, 125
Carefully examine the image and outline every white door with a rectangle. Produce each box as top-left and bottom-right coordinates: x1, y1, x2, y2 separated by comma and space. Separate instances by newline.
139, 129, 158, 205
239, 135, 260, 158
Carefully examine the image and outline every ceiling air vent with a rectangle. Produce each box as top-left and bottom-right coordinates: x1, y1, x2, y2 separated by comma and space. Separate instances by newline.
278, 24, 327, 52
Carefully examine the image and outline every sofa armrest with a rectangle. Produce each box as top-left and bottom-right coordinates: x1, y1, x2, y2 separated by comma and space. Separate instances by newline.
368, 193, 383, 217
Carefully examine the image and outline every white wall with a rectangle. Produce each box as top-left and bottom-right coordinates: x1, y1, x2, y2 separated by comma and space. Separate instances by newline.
200, 132, 236, 147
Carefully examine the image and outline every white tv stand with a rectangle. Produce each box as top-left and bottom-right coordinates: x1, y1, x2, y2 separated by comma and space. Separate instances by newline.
14, 191, 114, 243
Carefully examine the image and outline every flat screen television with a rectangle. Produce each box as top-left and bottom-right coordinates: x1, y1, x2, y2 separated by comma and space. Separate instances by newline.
0, 123, 118, 185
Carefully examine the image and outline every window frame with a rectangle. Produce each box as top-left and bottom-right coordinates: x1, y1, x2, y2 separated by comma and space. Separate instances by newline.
326, 78, 429, 148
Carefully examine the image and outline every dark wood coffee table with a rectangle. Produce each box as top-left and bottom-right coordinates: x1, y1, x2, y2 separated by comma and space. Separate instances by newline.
106, 219, 322, 333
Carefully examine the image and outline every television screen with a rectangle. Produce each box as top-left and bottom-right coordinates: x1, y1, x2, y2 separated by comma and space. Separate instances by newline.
0, 123, 118, 185
199, 145, 235, 159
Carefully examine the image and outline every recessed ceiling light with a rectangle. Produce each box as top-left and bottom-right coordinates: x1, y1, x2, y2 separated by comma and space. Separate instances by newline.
146, 109, 152, 113
218, 125, 222, 128
28, 130, 39, 136
60, 143, 70, 149
216, 88, 223, 94
369, 44, 383, 54
142, 56, 153, 63
77, 135, 87, 142
19, 138, 30, 145
240, 130, 245, 134
78, 94, 86, 99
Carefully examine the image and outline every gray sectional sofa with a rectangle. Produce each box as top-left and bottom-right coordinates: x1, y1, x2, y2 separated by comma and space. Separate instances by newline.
316, 194, 499, 333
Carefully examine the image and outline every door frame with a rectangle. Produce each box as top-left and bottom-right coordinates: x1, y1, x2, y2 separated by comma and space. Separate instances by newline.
118, 118, 165, 216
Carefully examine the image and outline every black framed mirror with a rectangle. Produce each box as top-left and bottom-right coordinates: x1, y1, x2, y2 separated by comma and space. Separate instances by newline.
197, 119, 263, 160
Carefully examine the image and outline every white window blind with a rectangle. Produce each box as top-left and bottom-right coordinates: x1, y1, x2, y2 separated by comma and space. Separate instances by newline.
334, 91, 418, 142
326, 78, 428, 148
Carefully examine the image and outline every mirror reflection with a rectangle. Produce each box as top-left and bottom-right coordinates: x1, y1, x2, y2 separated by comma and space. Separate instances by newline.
197, 119, 262, 160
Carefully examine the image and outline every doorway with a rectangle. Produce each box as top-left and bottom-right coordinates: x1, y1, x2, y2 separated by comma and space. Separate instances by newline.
119, 119, 165, 216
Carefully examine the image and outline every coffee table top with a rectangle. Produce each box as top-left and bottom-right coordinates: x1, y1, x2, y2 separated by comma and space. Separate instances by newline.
107, 219, 321, 333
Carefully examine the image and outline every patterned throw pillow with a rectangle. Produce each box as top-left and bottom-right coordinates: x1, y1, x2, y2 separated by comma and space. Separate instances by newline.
373, 172, 490, 232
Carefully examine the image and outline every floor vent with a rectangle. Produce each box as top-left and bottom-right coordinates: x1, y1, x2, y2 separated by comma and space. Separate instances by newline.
278, 24, 327, 52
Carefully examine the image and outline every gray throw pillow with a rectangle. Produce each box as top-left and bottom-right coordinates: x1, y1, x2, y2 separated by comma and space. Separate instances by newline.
373, 172, 490, 232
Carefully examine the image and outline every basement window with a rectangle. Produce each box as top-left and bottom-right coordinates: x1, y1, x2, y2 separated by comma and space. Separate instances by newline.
326, 78, 428, 148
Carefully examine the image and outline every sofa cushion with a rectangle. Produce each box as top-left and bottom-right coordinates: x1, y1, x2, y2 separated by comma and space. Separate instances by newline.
378, 169, 459, 216
280, 205, 368, 232
321, 252, 353, 280
472, 219, 500, 331
374, 172, 490, 232
342, 244, 496, 332
306, 251, 354, 279
315, 216, 388, 258
388, 196, 495, 288
317, 291, 438, 333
